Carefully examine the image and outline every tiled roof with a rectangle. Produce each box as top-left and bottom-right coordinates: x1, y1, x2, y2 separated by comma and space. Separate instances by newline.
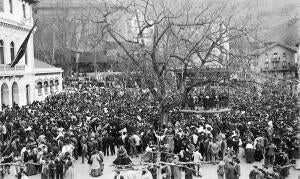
250, 42, 298, 56
34, 59, 60, 69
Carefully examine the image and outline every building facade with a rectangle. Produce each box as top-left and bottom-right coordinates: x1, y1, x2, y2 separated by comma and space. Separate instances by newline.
250, 42, 298, 79
0, 0, 63, 110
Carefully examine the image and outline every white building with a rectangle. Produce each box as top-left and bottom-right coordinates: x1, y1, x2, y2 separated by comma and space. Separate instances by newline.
0, 0, 63, 110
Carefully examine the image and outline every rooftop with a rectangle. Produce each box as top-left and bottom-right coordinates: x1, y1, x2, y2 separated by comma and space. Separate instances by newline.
34, 59, 63, 74
35, 59, 56, 68
250, 42, 298, 56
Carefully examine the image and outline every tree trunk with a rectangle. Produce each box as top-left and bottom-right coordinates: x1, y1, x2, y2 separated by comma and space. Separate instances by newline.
159, 104, 169, 127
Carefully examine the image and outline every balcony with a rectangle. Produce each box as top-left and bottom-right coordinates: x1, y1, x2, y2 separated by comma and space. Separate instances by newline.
272, 57, 280, 61
261, 64, 297, 72
0, 64, 26, 76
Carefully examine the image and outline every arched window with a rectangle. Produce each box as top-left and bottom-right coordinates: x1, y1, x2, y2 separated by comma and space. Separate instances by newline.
55, 80, 59, 91
37, 82, 42, 96
0, 40, 4, 64
9, 0, 13, 13
44, 81, 48, 94
10, 42, 14, 63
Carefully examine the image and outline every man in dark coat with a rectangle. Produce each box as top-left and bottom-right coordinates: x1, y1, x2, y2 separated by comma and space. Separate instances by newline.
225, 162, 236, 179
102, 134, 110, 156
55, 158, 64, 179
108, 134, 116, 156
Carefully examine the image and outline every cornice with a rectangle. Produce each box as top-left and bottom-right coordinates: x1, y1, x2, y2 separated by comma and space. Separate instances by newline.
0, 21, 31, 32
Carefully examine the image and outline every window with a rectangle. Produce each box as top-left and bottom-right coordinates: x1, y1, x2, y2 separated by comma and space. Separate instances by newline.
0, 0, 4, 12
25, 49, 28, 64
283, 53, 286, 57
273, 53, 278, 56
9, 0, 13, 13
0, 40, 4, 64
273, 61, 279, 68
10, 42, 14, 63
37, 82, 42, 96
265, 53, 268, 58
55, 80, 59, 91
264, 62, 269, 68
22, 4, 26, 18
282, 61, 287, 68
44, 82, 48, 94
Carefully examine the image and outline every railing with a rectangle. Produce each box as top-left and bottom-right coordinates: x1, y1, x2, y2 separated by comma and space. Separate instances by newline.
0, 64, 25, 71
272, 57, 280, 61
0, 65, 25, 76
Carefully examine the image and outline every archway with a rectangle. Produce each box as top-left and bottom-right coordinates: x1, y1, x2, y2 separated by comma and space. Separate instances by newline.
26, 85, 31, 104
12, 82, 19, 106
50, 80, 54, 93
1, 83, 9, 107
44, 81, 49, 94
37, 82, 42, 96
55, 80, 59, 91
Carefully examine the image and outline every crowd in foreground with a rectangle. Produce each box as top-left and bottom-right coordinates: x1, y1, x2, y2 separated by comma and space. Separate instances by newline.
0, 81, 299, 179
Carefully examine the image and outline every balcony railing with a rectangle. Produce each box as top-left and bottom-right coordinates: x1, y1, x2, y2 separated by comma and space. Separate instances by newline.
0, 64, 26, 76
262, 64, 297, 72
0, 64, 25, 71
272, 57, 280, 61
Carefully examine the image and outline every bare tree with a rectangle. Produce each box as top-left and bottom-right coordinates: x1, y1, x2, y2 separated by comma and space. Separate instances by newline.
86, 0, 258, 124
33, 1, 106, 76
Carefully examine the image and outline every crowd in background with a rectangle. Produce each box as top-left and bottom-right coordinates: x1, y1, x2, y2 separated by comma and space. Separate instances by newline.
0, 81, 298, 179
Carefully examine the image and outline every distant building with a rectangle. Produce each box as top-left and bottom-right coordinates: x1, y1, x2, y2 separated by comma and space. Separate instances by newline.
250, 42, 298, 79
71, 47, 120, 74
0, 0, 63, 110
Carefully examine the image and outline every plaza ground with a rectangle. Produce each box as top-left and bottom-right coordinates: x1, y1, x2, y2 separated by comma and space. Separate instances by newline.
4, 150, 300, 179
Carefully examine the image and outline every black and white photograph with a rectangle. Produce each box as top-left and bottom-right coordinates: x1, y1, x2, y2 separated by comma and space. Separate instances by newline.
0, 0, 299, 179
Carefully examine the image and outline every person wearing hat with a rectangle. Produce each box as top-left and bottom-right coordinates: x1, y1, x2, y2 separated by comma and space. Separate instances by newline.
114, 170, 125, 179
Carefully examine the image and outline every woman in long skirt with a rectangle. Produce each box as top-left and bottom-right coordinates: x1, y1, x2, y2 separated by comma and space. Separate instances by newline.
254, 144, 264, 162
90, 150, 102, 177
245, 142, 254, 163
113, 146, 132, 166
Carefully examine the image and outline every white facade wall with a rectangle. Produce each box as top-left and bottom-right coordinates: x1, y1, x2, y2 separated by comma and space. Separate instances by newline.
0, 0, 63, 110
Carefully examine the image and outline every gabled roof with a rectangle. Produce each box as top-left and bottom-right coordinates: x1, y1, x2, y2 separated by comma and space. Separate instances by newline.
34, 59, 60, 69
250, 42, 298, 56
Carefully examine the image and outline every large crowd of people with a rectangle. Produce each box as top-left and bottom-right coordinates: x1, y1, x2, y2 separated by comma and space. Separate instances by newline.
0, 80, 299, 179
